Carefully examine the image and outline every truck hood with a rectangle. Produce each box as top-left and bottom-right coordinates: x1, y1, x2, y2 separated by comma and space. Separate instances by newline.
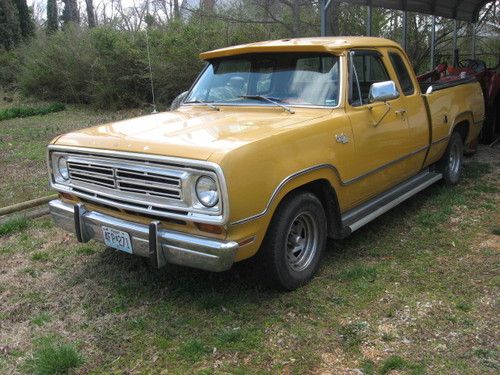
53, 106, 329, 161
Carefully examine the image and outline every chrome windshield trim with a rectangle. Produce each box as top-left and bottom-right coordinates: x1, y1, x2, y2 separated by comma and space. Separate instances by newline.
181, 52, 344, 111
47, 145, 230, 225
181, 102, 342, 110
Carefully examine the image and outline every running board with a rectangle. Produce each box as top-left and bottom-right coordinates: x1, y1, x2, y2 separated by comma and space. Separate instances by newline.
341, 170, 442, 233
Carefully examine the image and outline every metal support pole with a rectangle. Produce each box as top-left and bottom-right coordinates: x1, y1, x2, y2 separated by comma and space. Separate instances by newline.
471, 22, 476, 59
321, 0, 326, 36
320, 0, 332, 37
453, 19, 459, 66
402, 10, 408, 50
367, 4, 372, 36
431, 15, 436, 69
453, 19, 458, 51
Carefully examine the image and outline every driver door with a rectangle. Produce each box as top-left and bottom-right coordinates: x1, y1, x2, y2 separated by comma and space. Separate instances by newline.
346, 50, 412, 205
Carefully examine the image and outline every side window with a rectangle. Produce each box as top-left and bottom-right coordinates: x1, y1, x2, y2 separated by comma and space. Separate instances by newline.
350, 51, 390, 106
389, 52, 415, 96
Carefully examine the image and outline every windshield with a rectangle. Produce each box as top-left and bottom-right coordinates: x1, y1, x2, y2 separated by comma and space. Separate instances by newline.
185, 53, 340, 107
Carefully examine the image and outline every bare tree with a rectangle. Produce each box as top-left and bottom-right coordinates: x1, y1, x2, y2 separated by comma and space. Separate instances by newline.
86, 0, 96, 28
46, 0, 58, 32
61, 0, 80, 25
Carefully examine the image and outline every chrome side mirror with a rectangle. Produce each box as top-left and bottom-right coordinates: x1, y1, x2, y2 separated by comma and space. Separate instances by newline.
170, 91, 188, 111
368, 81, 400, 103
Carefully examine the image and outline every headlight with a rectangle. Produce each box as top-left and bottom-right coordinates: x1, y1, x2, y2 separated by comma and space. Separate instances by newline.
57, 156, 69, 180
195, 176, 219, 207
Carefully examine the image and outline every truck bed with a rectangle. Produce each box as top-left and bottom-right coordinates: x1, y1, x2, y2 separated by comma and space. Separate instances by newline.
421, 77, 484, 166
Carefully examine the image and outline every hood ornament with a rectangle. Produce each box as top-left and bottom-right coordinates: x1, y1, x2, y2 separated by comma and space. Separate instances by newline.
335, 133, 349, 144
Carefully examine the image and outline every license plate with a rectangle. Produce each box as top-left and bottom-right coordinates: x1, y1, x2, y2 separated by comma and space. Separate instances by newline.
102, 226, 133, 254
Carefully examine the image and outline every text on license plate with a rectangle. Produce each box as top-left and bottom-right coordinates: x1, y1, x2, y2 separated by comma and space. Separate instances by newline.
102, 226, 133, 254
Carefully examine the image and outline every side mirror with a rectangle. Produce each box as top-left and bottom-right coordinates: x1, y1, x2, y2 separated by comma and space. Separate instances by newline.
368, 81, 399, 103
170, 91, 188, 111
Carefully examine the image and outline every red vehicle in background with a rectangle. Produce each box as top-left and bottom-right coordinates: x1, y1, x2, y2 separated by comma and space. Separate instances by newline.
418, 57, 499, 147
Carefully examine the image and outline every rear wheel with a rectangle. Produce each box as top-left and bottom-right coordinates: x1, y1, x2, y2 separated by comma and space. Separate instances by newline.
259, 191, 327, 290
438, 131, 464, 186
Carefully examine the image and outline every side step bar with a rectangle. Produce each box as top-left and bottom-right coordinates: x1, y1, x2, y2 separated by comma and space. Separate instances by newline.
342, 169, 442, 233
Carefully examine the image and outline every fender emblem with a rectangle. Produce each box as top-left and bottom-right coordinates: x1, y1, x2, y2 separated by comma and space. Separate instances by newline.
335, 133, 349, 144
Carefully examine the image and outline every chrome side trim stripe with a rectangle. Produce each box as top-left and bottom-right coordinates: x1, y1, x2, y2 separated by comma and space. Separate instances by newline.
230, 145, 429, 226
431, 135, 450, 145
342, 145, 428, 186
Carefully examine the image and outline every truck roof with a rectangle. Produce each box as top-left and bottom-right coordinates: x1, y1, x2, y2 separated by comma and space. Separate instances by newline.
200, 36, 402, 60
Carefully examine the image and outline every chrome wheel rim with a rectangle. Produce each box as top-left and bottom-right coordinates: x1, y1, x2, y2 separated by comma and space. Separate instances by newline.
448, 141, 461, 178
285, 212, 318, 272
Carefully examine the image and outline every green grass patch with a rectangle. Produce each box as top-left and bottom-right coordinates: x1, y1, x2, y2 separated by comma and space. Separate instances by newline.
178, 339, 208, 362
462, 162, 492, 180
75, 244, 97, 255
25, 336, 83, 375
0, 216, 29, 237
379, 355, 425, 374
31, 312, 52, 327
492, 227, 500, 236
338, 265, 377, 282
31, 251, 51, 262
338, 321, 368, 349
456, 301, 472, 312
0, 103, 65, 121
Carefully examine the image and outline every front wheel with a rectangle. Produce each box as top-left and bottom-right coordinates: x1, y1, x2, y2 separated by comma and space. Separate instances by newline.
259, 191, 327, 291
438, 131, 464, 186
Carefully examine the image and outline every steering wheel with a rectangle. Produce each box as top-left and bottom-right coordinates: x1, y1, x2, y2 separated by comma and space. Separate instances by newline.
458, 59, 486, 73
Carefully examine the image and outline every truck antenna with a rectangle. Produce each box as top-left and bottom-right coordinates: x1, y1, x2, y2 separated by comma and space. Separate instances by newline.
145, 0, 157, 114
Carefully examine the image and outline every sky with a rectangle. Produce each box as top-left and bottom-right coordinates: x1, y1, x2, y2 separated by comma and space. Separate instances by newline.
28, 0, 149, 22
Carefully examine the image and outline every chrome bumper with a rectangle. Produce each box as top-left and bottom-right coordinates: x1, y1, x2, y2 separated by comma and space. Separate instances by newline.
49, 199, 238, 272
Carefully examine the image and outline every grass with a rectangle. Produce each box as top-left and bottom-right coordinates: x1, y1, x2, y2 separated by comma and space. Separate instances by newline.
0, 102, 498, 374
0, 216, 29, 237
24, 336, 83, 375
0, 93, 142, 207
0, 103, 65, 122
379, 355, 425, 374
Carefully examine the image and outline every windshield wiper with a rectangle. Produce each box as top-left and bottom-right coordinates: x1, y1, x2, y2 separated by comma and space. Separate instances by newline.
239, 95, 295, 114
186, 100, 220, 111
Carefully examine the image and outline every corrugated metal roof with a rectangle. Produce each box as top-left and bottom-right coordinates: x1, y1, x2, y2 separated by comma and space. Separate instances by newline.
343, 0, 493, 22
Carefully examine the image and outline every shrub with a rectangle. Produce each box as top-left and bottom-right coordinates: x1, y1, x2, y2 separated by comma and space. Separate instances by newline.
0, 102, 65, 121
11, 17, 275, 109
0, 50, 21, 89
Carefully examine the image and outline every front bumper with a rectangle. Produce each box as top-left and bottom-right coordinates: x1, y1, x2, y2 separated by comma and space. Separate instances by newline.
49, 199, 238, 272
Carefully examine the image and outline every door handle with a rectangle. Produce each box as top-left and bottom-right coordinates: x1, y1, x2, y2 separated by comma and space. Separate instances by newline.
395, 109, 406, 116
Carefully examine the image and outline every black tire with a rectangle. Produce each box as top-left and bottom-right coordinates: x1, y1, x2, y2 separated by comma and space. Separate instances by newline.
480, 99, 498, 144
438, 131, 464, 186
259, 191, 327, 291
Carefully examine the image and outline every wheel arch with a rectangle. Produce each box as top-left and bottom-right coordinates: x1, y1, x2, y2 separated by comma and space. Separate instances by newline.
262, 170, 346, 240
450, 112, 473, 144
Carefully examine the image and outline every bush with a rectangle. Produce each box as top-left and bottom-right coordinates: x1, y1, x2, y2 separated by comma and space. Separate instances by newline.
0, 102, 65, 121
10, 17, 275, 109
0, 50, 21, 89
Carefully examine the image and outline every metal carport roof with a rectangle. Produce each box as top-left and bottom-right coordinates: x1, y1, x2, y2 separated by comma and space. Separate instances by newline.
332, 0, 493, 23
320, 0, 495, 67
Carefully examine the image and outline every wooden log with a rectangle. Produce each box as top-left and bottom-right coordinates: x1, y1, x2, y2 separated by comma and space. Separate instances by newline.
0, 194, 57, 216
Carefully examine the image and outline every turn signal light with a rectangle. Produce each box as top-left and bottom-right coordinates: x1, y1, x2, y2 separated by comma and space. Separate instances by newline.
195, 223, 223, 234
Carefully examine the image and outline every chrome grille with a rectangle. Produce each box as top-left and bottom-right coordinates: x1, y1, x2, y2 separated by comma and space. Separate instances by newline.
64, 154, 187, 212
49, 147, 226, 224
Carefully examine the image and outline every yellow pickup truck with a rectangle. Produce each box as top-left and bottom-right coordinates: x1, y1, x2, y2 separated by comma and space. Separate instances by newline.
47, 37, 484, 290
